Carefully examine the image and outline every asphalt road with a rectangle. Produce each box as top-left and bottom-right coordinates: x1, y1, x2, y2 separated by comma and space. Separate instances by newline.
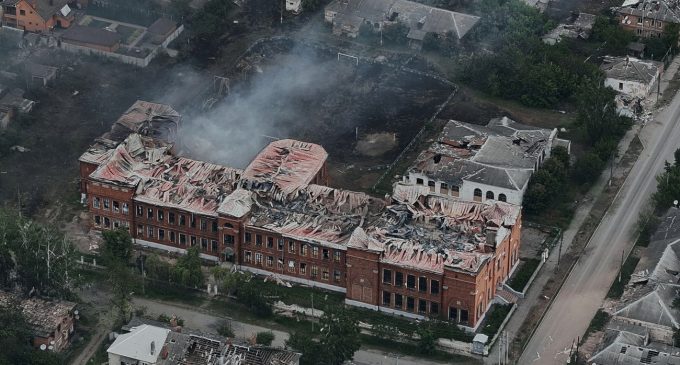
518, 91, 680, 364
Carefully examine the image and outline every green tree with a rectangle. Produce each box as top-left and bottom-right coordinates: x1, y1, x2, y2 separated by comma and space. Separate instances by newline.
302, 0, 322, 12
256, 331, 275, 346
102, 229, 133, 265
382, 22, 410, 45
591, 16, 635, 55
573, 152, 605, 184
145, 254, 171, 282
416, 322, 437, 355
171, 246, 204, 288
286, 307, 360, 365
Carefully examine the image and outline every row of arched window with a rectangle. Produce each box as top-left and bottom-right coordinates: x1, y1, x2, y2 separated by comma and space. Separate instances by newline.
473, 188, 507, 202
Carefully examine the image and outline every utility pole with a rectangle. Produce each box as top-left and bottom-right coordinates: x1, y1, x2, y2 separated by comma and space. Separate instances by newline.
311, 292, 314, 332
619, 249, 624, 283
557, 229, 563, 269
498, 330, 502, 364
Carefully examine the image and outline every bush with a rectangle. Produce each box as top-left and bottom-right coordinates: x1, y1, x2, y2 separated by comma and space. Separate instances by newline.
480, 304, 512, 337
255, 331, 275, 346
507, 258, 540, 292
573, 152, 605, 184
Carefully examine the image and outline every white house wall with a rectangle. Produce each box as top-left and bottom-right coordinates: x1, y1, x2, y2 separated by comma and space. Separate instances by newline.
605, 77, 655, 99
405, 172, 524, 205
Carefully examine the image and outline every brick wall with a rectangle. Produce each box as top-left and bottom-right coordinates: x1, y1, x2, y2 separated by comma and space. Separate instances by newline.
345, 248, 380, 305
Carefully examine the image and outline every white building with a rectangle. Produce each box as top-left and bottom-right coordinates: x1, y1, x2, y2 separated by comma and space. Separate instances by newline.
602, 56, 664, 99
404, 118, 569, 205
286, 0, 302, 13
107, 324, 170, 365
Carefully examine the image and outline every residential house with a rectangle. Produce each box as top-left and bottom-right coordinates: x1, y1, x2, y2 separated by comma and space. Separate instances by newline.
0, 292, 77, 352
286, 0, 302, 14
403, 117, 567, 205
602, 56, 664, 99
542, 12, 596, 45
324, 0, 480, 48
616, 0, 680, 38
1, 0, 75, 32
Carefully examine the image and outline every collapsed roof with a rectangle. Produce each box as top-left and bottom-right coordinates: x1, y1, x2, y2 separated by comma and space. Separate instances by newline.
347, 183, 521, 274
590, 326, 680, 365
617, 0, 680, 24
410, 118, 556, 191
0, 292, 76, 338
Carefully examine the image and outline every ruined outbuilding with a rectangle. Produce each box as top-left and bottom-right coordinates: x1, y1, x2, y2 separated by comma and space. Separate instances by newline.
0, 292, 77, 352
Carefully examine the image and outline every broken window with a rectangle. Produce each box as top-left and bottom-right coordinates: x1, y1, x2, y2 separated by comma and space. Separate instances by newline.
104, 199, 110, 210
200, 219, 207, 231
211, 240, 218, 252
311, 265, 319, 277
288, 260, 295, 273
383, 291, 391, 306
245, 232, 252, 243
201, 238, 208, 250
419, 277, 427, 292
223, 222, 234, 228
394, 294, 403, 309
255, 253, 263, 264
179, 234, 186, 245
431, 280, 439, 294
288, 241, 295, 253
179, 215, 186, 226
383, 269, 392, 285
170, 231, 176, 243
147, 208, 153, 219
256, 234, 262, 246
147, 226, 153, 238
431, 302, 439, 316
322, 248, 330, 260
312, 247, 319, 258
113, 220, 120, 229
407, 275, 416, 289
449, 307, 457, 321
334, 270, 341, 282
460, 309, 469, 324
158, 229, 165, 241
190, 216, 196, 228
334, 251, 341, 262
93, 197, 100, 209
190, 236, 196, 247
322, 269, 329, 280
277, 258, 284, 270
158, 210, 164, 221
267, 256, 274, 267
300, 262, 307, 274
395, 272, 404, 287
498, 194, 507, 202
619, 82, 624, 90
300, 244, 307, 256
486, 191, 494, 200
94, 216, 101, 226
419, 299, 427, 313
167, 212, 175, 224
136, 205, 142, 216
122, 203, 128, 215
267, 237, 273, 248
224, 234, 234, 244
416, 178, 424, 185
245, 251, 252, 263
212, 221, 218, 232
406, 297, 415, 312
137, 224, 144, 235
278, 239, 284, 251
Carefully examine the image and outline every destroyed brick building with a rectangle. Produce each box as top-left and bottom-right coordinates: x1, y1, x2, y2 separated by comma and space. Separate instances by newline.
616, 0, 680, 38
403, 117, 569, 205
0, 292, 77, 352
79, 101, 524, 329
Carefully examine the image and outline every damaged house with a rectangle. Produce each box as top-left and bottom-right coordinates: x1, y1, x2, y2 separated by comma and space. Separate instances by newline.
404, 117, 568, 206
602, 56, 664, 117
0, 292, 77, 352
0, 0, 75, 32
324, 0, 480, 48
79, 102, 524, 330
542, 12, 596, 45
588, 207, 680, 364
616, 0, 680, 38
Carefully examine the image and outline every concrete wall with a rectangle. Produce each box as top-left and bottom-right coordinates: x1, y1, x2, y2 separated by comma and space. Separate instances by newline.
60, 42, 155, 67
605, 76, 656, 99
406, 172, 525, 205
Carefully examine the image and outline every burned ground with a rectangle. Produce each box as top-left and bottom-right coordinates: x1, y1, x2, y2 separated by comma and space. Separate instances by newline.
179, 39, 454, 191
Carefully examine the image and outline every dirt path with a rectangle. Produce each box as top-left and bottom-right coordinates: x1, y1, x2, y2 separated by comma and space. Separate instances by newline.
69, 308, 114, 365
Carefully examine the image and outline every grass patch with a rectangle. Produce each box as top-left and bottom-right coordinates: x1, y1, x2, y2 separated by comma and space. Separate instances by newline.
480, 304, 512, 337
508, 258, 541, 292
606, 255, 640, 299
246, 277, 345, 309
582, 309, 610, 342
359, 334, 481, 364
137, 280, 205, 306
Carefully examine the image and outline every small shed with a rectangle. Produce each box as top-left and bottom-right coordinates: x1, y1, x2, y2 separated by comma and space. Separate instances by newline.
472, 333, 489, 354
628, 42, 646, 58
25, 63, 57, 87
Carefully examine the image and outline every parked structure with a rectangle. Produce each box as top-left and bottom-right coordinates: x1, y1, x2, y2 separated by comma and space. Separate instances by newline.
0, 0, 74, 32
403, 118, 566, 206
107, 321, 300, 365
0, 292, 77, 352
324, 0, 480, 48
80, 101, 524, 329
616, 0, 680, 38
